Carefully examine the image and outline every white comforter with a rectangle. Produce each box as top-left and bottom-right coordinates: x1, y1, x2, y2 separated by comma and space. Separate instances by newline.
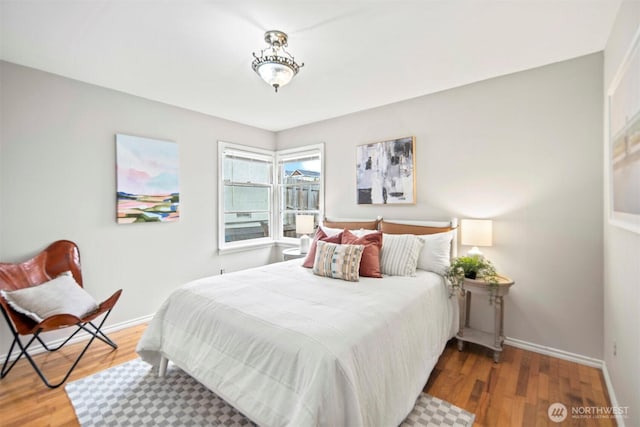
137, 260, 457, 427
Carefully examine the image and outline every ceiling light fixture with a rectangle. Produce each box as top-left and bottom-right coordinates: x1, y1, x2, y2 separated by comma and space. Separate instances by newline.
252, 30, 304, 93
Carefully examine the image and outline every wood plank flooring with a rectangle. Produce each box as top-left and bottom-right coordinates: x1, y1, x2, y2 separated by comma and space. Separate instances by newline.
0, 324, 614, 426
425, 341, 615, 427
0, 324, 145, 427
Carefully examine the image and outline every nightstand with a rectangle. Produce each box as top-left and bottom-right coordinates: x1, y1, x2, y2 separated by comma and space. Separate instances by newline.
282, 248, 306, 261
456, 274, 515, 363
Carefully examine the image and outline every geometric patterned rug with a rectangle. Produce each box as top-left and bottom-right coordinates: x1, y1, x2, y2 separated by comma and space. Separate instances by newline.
66, 358, 475, 427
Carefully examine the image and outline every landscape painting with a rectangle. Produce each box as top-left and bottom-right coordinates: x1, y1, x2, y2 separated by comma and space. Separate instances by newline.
116, 134, 180, 223
356, 136, 416, 204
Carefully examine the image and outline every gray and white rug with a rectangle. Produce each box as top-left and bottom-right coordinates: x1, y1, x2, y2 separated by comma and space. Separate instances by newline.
66, 359, 474, 427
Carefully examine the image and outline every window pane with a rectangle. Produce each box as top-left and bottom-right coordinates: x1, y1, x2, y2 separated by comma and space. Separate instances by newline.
280, 157, 321, 183
282, 184, 320, 210
282, 212, 319, 238
224, 212, 269, 242
278, 149, 322, 240
224, 185, 269, 212
224, 155, 271, 184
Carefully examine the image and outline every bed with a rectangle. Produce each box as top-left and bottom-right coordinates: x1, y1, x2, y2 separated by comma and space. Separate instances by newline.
137, 218, 459, 427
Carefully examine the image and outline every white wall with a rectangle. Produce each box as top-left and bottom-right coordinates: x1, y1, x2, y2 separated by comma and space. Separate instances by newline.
603, 2, 640, 423
0, 61, 277, 349
0, 51, 608, 367
277, 53, 604, 359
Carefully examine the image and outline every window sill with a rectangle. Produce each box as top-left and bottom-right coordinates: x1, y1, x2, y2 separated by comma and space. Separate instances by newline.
217, 238, 303, 255
275, 240, 300, 248
217, 241, 276, 255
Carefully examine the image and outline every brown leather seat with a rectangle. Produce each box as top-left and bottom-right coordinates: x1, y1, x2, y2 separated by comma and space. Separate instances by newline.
0, 240, 122, 388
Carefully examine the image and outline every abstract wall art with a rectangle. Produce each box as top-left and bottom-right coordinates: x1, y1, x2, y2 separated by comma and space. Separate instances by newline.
356, 136, 416, 205
116, 134, 180, 224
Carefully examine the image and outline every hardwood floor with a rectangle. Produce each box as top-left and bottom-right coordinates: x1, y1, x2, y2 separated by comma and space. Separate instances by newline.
0, 324, 145, 427
0, 324, 614, 426
425, 341, 615, 427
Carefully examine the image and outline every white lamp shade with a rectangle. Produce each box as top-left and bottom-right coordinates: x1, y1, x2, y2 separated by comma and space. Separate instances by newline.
295, 215, 314, 235
460, 219, 493, 247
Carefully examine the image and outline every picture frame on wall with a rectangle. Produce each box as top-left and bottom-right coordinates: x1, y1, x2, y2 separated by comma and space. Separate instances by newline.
116, 134, 180, 224
607, 27, 640, 234
356, 136, 416, 205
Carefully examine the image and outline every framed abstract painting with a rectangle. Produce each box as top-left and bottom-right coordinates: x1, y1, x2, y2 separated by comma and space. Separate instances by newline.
116, 134, 180, 224
356, 136, 416, 205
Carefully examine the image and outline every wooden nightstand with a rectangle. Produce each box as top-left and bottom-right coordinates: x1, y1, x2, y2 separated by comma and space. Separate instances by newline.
282, 248, 306, 261
456, 274, 515, 363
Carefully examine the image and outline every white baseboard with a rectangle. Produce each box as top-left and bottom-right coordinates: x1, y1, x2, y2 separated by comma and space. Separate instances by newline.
601, 361, 626, 427
505, 336, 626, 426
0, 314, 154, 361
504, 336, 603, 368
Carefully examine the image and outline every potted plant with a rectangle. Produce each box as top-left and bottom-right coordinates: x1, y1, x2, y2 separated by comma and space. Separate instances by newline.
445, 256, 499, 302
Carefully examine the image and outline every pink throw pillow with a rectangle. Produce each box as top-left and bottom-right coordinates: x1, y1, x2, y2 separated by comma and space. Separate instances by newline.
302, 228, 344, 268
341, 229, 383, 278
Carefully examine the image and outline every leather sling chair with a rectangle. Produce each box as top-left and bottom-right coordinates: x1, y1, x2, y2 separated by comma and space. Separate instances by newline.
0, 240, 122, 388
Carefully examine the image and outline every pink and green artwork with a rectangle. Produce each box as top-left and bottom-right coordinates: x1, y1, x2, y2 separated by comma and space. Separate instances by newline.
116, 134, 179, 224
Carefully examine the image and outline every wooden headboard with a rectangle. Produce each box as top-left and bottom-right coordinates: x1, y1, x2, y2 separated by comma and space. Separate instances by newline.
379, 220, 454, 235
322, 217, 380, 230
321, 217, 458, 258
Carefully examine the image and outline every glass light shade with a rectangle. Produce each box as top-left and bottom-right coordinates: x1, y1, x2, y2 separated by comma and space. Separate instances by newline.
460, 219, 493, 247
256, 61, 295, 89
295, 214, 314, 234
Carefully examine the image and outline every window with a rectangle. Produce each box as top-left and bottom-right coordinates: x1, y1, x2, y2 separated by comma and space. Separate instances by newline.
277, 145, 324, 240
218, 142, 323, 251
219, 143, 273, 249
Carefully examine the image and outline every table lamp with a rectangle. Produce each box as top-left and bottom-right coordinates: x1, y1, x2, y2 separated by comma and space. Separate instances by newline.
296, 215, 314, 254
460, 219, 493, 258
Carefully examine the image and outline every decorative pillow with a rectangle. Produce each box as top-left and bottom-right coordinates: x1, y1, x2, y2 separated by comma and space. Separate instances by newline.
0, 272, 98, 323
417, 231, 454, 275
319, 225, 343, 237
380, 234, 424, 276
302, 228, 344, 268
312, 241, 364, 282
354, 228, 380, 237
341, 229, 383, 278
321, 226, 378, 238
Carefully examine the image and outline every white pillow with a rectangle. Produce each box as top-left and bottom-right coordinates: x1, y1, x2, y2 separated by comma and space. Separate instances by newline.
416, 231, 454, 275
0, 272, 98, 323
380, 234, 424, 276
320, 226, 378, 238
354, 228, 379, 237
319, 225, 343, 237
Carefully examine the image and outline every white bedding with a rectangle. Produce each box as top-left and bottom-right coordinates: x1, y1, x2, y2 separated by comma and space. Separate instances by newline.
137, 260, 458, 427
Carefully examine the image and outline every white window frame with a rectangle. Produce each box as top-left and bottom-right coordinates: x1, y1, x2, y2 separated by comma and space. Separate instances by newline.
218, 141, 275, 251
218, 141, 324, 252
276, 143, 325, 243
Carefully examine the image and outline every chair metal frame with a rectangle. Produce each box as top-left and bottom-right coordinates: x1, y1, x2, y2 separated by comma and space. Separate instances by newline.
0, 240, 122, 388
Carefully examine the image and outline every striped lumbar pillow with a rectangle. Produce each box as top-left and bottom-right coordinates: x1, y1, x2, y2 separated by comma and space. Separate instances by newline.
313, 241, 364, 282
380, 234, 424, 276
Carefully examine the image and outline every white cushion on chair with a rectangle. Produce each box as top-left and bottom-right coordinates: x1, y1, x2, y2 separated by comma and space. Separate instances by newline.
0, 272, 98, 323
